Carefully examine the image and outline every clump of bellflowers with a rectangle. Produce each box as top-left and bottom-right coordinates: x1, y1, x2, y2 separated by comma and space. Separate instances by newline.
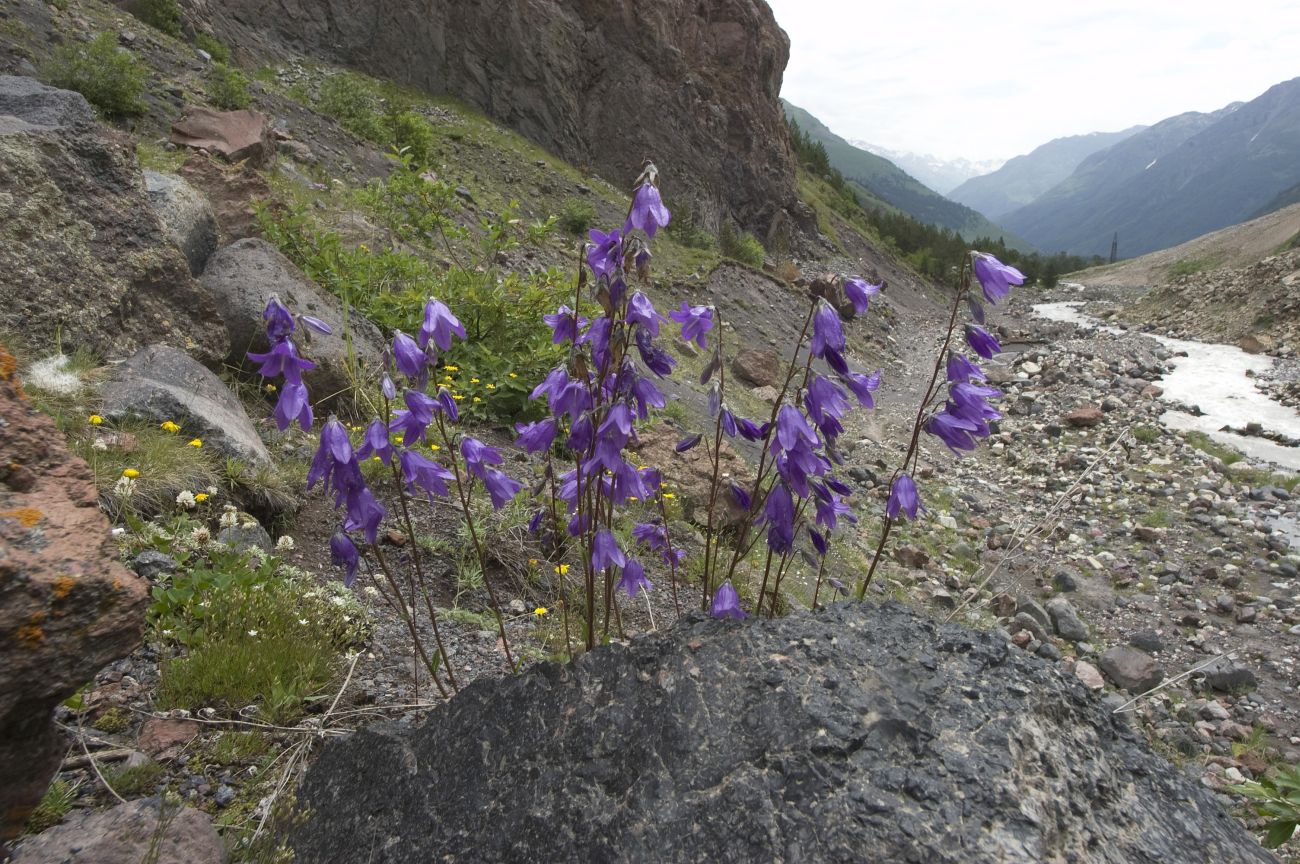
250, 294, 526, 696
855, 251, 1024, 598
246, 295, 332, 432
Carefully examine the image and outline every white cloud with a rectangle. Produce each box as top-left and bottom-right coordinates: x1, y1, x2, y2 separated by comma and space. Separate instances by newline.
766, 0, 1300, 160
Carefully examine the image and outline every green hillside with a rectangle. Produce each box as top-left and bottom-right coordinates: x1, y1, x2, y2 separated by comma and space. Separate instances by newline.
782, 101, 1032, 251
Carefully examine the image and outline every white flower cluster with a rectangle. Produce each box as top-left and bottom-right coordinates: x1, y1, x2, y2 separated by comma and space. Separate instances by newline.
275, 535, 295, 551
219, 505, 239, 529
113, 475, 136, 499
175, 490, 196, 510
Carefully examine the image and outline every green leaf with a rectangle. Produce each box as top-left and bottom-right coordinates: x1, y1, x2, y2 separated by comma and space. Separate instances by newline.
1264, 820, 1297, 848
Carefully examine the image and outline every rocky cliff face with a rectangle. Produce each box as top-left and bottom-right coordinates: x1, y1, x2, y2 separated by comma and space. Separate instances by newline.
191, 0, 799, 236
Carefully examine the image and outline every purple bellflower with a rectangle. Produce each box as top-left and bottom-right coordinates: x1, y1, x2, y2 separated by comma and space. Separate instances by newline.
392, 330, 427, 383
357, 418, 394, 465
763, 482, 796, 554
543, 305, 587, 345
964, 324, 1002, 360
419, 298, 466, 351
668, 302, 713, 349
330, 532, 360, 586
592, 529, 628, 571
627, 291, 667, 337
886, 474, 922, 521
460, 437, 505, 480
272, 379, 313, 432
482, 468, 523, 510
247, 337, 315, 384
262, 295, 295, 343
399, 449, 453, 501
514, 418, 557, 454
841, 369, 882, 409
626, 183, 671, 238
389, 389, 438, 446
947, 353, 987, 384
843, 278, 881, 315
810, 300, 846, 361
925, 409, 982, 454
972, 253, 1026, 305
709, 581, 746, 620
587, 227, 622, 281
617, 558, 653, 598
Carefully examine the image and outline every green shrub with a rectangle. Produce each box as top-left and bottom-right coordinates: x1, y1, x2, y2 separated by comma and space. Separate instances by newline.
41, 32, 148, 117
387, 109, 435, 167
208, 63, 250, 110
26, 779, 79, 833
1233, 764, 1300, 848
720, 223, 765, 268
666, 201, 714, 250
195, 32, 231, 64
1132, 425, 1160, 443
129, 0, 182, 37
558, 198, 596, 235
317, 72, 385, 142
106, 760, 165, 797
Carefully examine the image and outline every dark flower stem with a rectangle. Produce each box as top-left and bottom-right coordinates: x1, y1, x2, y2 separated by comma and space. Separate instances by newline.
368, 541, 449, 699
855, 259, 972, 599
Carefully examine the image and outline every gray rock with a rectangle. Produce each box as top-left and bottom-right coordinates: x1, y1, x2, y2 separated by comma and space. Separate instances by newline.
1201, 657, 1258, 694
1100, 646, 1165, 694
1046, 597, 1089, 642
131, 550, 179, 581
1129, 629, 1164, 653
292, 602, 1271, 863
1016, 598, 1052, 631
10, 797, 225, 864
200, 239, 384, 404
144, 171, 219, 276
217, 523, 273, 555
0, 77, 228, 364
1010, 612, 1049, 644
101, 344, 270, 465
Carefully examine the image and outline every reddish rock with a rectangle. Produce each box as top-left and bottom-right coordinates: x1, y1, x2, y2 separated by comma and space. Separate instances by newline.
1074, 661, 1105, 690
10, 797, 225, 864
177, 152, 271, 244
0, 351, 148, 849
137, 716, 201, 761
1062, 405, 1104, 428
171, 106, 276, 168
892, 545, 930, 570
731, 347, 781, 388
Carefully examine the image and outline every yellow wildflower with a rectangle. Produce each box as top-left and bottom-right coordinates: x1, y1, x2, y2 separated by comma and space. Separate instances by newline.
554, 563, 570, 576
470, 378, 480, 384
188, 438, 203, 448
429, 443, 441, 451
443, 365, 459, 372
534, 607, 548, 616
122, 468, 140, 479
472, 396, 481, 403
88, 415, 103, 425
528, 558, 539, 566
452, 394, 464, 401
443, 375, 454, 383
663, 492, 675, 500
195, 492, 209, 502
508, 372, 518, 379
485, 383, 496, 390
160, 420, 180, 433
264, 383, 277, 393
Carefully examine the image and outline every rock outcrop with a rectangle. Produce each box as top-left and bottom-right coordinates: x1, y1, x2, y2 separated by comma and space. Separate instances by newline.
200, 238, 384, 403
0, 351, 148, 850
292, 602, 1274, 863
11, 797, 226, 864
144, 170, 220, 276
0, 76, 228, 364
193, 0, 799, 234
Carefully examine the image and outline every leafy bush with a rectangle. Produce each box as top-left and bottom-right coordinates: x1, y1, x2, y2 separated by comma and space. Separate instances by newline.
316, 73, 436, 166
1234, 765, 1300, 848
666, 200, 714, 250
208, 63, 250, 110
26, 779, 79, 833
129, 0, 182, 37
195, 32, 231, 64
558, 198, 596, 235
387, 109, 435, 167
720, 223, 765, 268
41, 32, 148, 117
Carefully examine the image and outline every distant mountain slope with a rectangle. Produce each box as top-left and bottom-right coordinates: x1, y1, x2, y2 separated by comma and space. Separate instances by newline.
782, 101, 1029, 249
848, 142, 1003, 195
1069, 201, 1300, 288
1002, 76, 1300, 257
948, 127, 1144, 220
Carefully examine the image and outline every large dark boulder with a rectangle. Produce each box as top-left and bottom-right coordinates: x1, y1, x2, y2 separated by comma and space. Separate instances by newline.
0, 76, 228, 364
292, 602, 1274, 863
191, 0, 799, 235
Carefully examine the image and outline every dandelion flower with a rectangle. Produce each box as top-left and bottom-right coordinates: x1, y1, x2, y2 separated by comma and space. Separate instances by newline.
534, 607, 548, 616
554, 563, 570, 576
429, 443, 440, 451
508, 372, 518, 379
188, 438, 202, 448
472, 396, 481, 403
195, 492, 209, 503
443, 365, 459, 372
160, 420, 180, 433
88, 414, 103, 425
470, 378, 480, 384
663, 492, 675, 500
485, 383, 496, 390
122, 468, 140, 478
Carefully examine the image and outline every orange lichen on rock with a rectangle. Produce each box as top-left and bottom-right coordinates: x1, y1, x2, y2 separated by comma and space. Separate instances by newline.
51, 576, 75, 601
0, 507, 42, 528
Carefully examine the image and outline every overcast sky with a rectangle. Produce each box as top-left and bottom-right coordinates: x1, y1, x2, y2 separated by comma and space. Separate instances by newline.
765, 0, 1300, 162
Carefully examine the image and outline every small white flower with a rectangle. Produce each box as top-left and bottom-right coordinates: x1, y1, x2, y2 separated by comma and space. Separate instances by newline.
175, 491, 196, 510
363, 586, 379, 598
298, 618, 308, 625
330, 596, 346, 607
276, 535, 295, 551
219, 510, 238, 529
247, 629, 258, 637
92, 439, 108, 451
113, 476, 137, 499
191, 526, 211, 544
207, 485, 218, 495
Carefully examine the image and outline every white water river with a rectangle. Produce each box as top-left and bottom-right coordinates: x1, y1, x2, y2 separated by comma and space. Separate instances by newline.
1032, 301, 1300, 473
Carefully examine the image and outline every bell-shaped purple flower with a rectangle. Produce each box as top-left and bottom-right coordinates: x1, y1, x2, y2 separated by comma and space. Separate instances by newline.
675, 433, 703, 452
330, 532, 361, 586
972, 252, 1025, 305
482, 468, 523, 510
514, 418, 557, 455
568, 413, 594, 453
392, 330, 427, 382
399, 449, 453, 500
633, 521, 667, 551
436, 387, 459, 423
763, 482, 796, 554
300, 314, 332, 336
810, 300, 845, 361
307, 417, 355, 493
925, 409, 981, 454
356, 418, 394, 465
381, 373, 397, 401
627, 291, 666, 337
262, 295, 296, 343
730, 482, 752, 511
805, 375, 850, 440
709, 581, 746, 620
814, 489, 854, 531
460, 436, 504, 480
247, 338, 316, 385
668, 302, 713, 349
809, 527, 828, 557
626, 183, 671, 238
841, 369, 881, 409
772, 405, 819, 454
946, 353, 987, 384
591, 529, 627, 571
964, 324, 1002, 360
629, 374, 666, 419
389, 389, 438, 446
419, 298, 466, 351
843, 278, 881, 315
342, 484, 385, 544
543, 305, 586, 345
587, 227, 623, 281
635, 328, 676, 377
617, 558, 653, 598
886, 473, 922, 521
272, 379, 314, 432
948, 381, 1002, 424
